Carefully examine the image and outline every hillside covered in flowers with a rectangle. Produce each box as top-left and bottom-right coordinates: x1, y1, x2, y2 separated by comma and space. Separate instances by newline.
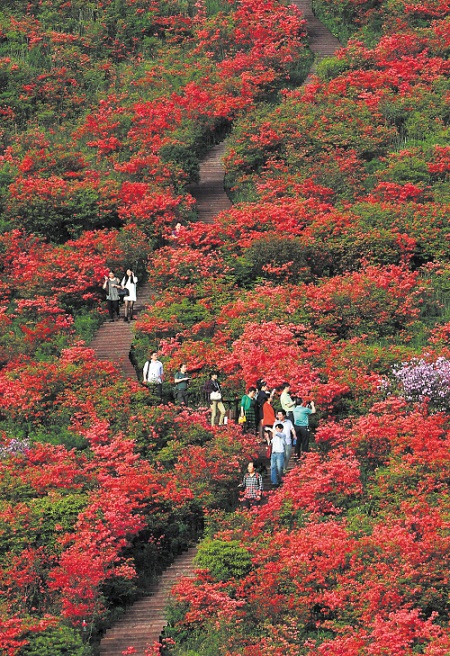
0, 0, 449, 654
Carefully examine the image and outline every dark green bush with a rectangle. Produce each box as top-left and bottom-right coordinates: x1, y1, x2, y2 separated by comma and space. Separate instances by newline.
236, 234, 312, 286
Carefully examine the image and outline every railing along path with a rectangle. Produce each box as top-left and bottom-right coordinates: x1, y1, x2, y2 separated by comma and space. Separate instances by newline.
95, 4, 340, 653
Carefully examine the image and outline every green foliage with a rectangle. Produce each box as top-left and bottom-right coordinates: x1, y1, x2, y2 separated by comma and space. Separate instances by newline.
5, 184, 120, 244
419, 268, 450, 329
73, 311, 103, 346
28, 493, 89, 552
0, 490, 88, 563
19, 625, 91, 656
162, 624, 233, 656
316, 56, 351, 81
311, 0, 361, 43
194, 538, 252, 582
205, 0, 234, 16
160, 142, 201, 187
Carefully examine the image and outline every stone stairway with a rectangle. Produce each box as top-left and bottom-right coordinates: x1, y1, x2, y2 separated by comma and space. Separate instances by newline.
96, 2, 340, 653
90, 282, 153, 380
189, 141, 232, 223
295, 0, 341, 79
99, 547, 198, 656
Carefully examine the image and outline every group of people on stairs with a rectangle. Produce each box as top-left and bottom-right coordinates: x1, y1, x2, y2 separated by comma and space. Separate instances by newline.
240, 380, 316, 487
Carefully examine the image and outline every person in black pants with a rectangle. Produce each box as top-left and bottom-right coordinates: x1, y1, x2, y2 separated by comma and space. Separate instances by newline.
293, 398, 316, 457
174, 364, 190, 405
102, 271, 121, 322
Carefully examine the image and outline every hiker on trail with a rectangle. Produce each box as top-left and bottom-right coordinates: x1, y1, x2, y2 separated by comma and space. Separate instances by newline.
261, 394, 276, 434
274, 410, 295, 472
267, 423, 286, 486
103, 271, 121, 323
174, 364, 190, 405
239, 461, 263, 509
143, 352, 164, 403
239, 387, 257, 433
255, 381, 272, 438
280, 382, 296, 423
293, 397, 316, 457
121, 269, 138, 322
203, 372, 226, 426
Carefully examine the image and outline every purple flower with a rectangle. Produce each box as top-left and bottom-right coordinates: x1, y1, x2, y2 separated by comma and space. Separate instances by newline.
0, 438, 30, 459
392, 357, 450, 411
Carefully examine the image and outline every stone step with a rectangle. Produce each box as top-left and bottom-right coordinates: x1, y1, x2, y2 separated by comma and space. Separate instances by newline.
100, 548, 198, 655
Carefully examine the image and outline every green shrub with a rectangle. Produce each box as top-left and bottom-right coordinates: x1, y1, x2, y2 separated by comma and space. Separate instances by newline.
160, 142, 200, 186
194, 538, 252, 582
19, 625, 91, 656
236, 234, 312, 286
316, 56, 350, 81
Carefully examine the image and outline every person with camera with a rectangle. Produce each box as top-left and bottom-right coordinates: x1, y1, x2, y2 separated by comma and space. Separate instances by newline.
102, 270, 121, 322
293, 397, 316, 457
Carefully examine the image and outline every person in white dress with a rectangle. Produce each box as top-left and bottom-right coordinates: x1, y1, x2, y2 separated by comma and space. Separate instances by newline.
121, 269, 138, 322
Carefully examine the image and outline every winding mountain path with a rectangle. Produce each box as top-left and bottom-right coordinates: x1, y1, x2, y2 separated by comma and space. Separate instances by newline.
96, 4, 340, 654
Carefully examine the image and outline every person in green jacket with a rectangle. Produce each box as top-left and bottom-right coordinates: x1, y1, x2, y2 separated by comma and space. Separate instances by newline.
240, 387, 257, 433
174, 364, 190, 405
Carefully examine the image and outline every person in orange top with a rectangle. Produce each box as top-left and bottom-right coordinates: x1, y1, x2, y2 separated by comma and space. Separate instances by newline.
262, 395, 276, 432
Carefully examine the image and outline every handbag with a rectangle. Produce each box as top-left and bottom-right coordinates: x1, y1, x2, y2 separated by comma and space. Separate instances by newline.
238, 415, 246, 424
118, 288, 128, 298
210, 391, 222, 401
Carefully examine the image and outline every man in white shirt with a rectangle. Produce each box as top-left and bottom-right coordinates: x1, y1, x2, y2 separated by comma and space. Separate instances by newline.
142, 351, 164, 403
268, 423, 286, 486
273, 410, 296, 473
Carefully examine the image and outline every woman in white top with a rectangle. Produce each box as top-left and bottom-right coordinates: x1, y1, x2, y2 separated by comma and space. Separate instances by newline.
121, 269, 138, 322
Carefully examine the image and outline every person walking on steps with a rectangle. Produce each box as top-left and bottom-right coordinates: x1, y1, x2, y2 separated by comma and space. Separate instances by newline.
143, 351, 164, 403
274, 410, 296, 473
103, 270, 121, 322
239, 462, 263, 509
261, 394, 276, 435
239, 387, 257, 433
267, 423, 286, 487
280, 382, 296, 423
204, 372, 226, 426
255, 381, 272, 438
121, 269, 138, 322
